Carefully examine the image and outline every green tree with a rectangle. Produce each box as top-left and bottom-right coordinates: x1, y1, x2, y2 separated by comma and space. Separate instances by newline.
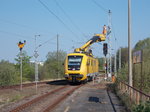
0, 60, 19, 86
41, 50, 66, 80
116, 47, 128, 69
98, 57, 104, 71
133, 37, 150, 93
15, 51, 34, 81
134, 37, 150, 51
116, 37, 150, 93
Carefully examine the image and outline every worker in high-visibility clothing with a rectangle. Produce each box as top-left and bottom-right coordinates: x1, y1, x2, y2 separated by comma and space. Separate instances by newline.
112, 74, 116, 83
102, 25, 107, 35
92, 25, 107, 42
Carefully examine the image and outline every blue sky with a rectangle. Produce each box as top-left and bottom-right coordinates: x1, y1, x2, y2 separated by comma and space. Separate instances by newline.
0, 0, 150, 62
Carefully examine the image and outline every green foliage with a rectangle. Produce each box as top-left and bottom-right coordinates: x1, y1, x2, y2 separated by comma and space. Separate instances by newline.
115, 47, 128, 82
15, 51, 31, 65
0, 51, 34, 86
10, 94, 22, 102
134, 49, 150, 93
0, 50, 67, 85
40, 50, 66, 80
116, 37, 150, 94
98, 57, 104, 70
0, 60, 19, 86
134, 37, 150, 51
117, 64, 128, 82
15, 51, 34, 81
133, 101, 150, 112
110, 38, 150, 112
133, 38, 150, 93
116, 47, 128, 69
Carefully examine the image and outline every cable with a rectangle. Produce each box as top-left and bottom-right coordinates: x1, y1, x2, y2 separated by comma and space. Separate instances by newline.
54, 0, 88, 40
40, 35, 57, 46
0, 18, 30, 29
38, 0, 80, 39
91, 0, 108, 13
0, 30, 33, 40
0, 18, 57, 41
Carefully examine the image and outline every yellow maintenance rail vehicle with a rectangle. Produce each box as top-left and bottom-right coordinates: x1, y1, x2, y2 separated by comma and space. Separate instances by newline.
64, 25, 107, 83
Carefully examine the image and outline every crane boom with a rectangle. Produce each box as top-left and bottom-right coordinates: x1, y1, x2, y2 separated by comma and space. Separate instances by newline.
74, 25, 107, 55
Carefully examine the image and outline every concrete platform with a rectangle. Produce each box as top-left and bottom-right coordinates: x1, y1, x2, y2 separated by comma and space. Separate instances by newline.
53, 82, 126, 112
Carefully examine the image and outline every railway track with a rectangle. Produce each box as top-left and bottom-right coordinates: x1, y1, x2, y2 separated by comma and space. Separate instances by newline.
9, 84, 83, 112
0, 81, 52, 90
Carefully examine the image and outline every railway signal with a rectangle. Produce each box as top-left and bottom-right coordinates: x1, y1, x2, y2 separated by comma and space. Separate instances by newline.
103, 43, 108, 56
18, 40, 26, 51
17, 40, 26, 91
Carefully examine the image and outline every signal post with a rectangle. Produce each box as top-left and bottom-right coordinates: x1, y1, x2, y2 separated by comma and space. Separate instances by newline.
34, 35, 40, 93
103, 43, 108, 80
18, 40, 26, 90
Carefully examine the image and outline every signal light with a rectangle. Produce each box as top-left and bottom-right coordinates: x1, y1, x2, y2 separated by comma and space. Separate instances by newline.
18, 40, 26, 51
103, 43, 108, 56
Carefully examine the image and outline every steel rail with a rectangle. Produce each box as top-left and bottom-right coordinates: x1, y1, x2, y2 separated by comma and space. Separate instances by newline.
10, 86, 69, 112
42, 85, 83, 112
0, 81, 49, 90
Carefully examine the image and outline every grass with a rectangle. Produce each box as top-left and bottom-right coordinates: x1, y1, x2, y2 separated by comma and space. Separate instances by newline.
10, 94, 23, 102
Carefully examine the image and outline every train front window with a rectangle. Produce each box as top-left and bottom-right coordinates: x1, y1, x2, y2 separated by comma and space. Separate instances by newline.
68, 56, 83, 70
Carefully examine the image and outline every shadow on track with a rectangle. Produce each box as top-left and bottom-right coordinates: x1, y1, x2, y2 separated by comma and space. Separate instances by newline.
46, 80, 69, 85
46, 80, 82, 86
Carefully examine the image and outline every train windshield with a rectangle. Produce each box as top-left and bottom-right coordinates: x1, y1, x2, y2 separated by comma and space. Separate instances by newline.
68, 56, 83, 70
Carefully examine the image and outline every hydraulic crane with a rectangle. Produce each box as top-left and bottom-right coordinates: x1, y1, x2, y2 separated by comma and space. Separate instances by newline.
74, 25, 107, 56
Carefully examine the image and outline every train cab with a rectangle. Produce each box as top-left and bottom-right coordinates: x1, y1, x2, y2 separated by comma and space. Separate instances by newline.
64, 53, 99, 83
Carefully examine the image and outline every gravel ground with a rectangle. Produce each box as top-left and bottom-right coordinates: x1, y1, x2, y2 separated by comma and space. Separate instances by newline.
0, 80, 126, 112
0, 80, 68, 112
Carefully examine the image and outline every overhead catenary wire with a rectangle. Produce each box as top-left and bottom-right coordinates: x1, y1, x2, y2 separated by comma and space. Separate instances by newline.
0, 30, 34, 40
39, 35, 57, 47
0, 18, 31, 29
54, 0, 88, 40
38, 0, 80, 40
91, 0, 108, 13
112, 25, 118, 48
0, 18, 57, 42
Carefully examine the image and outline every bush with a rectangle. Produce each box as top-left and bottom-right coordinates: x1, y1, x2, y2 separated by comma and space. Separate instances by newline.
15, 51, 34, 81
0, 60, 19, 86
132, 101, 150, 112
